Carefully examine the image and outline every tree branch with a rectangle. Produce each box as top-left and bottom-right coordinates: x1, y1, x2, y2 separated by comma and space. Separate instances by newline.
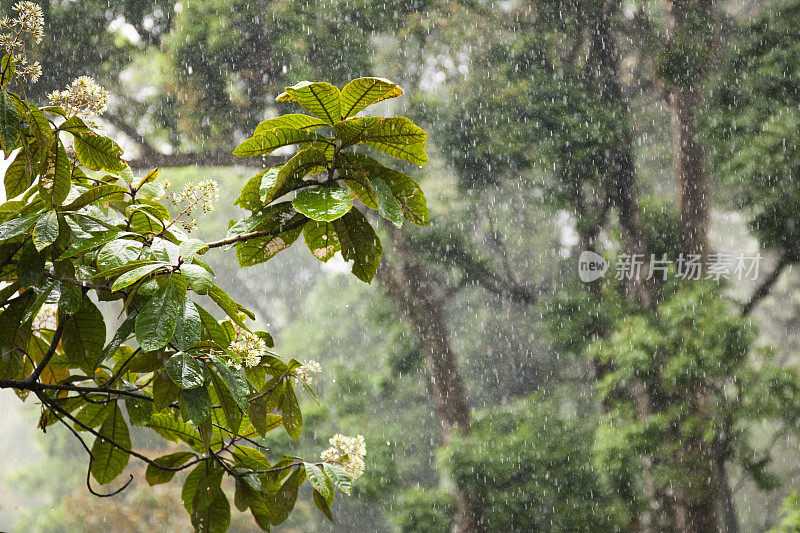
206, 219, 307, 249
26, 320, 66, 383
741, 252, 790, 316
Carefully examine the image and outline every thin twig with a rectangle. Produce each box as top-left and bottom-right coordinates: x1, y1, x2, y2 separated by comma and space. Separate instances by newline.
27, 321, 66, 383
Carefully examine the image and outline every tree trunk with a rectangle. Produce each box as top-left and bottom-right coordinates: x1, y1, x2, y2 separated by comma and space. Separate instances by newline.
663, 2, 724, 531
379, 230, 482, 533
590, 5, 662, 530
664, 0, 711, 264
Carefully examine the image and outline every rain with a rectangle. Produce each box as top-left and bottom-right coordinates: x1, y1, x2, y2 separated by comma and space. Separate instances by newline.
0, 1, 798, 532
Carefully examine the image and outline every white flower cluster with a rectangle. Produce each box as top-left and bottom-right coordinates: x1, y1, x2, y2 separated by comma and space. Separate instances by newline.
47, 76, 110, 126
227, 324, 266, 369
293, 360, 321, 385
0, 2, 44, 82
167, 179, 220, 231
320, 434, 366, 479
32, 303, 56, 332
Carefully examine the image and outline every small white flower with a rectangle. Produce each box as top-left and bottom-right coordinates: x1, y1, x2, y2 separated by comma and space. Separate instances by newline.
48, 76, 110, 126
293, 360, 321, 385
320, 433, 367, 480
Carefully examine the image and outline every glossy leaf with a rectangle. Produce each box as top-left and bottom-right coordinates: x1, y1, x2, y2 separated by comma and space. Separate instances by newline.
277, 81, 341, 125
165, 352, 205, 390
254, 113, 328, 134
303, 220, 340, 262
340, 77, 402, 119
232, 127, 323, 157
90, 404, 131, 485
135, 278, 181, 352
32, 210, 59, 251
61, 298, 106, 371
332, 208, 383, 283
292, 186, 353, 222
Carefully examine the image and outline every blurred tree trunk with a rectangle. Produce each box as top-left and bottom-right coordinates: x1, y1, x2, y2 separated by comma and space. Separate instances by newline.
662, 1, 733, 531
379, 230, 482, 533
664, 0, 711, 263
590, 4, 661, 530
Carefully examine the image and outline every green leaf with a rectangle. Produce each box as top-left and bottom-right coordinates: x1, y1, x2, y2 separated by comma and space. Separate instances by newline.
17, 242, 45, 285
248, 396, 284, 437
303, 220, 340, 262
232, 127, 323, 157
196, 304, 231, 348
0, 90, 20, 153
266, 466, 304, 525
40, 141, 72, 205
211, 358, 248, 411
63, 184, 127, 211
0, 212, 39, 239
280, 381, 302, 440
335, 116, 428, 165
74, 403, 112, 432
339, 153, 429, 225
332, 208, 383, 283
254, 113, 328, 134
58, 283, 83, 315
323, 463, 352, 495
277, 81, 341, 125
340, 77, 403, 119
174, 300, 202, 351
145, 451, 196, 486
313, 488, 334, 521
135, 168, 159, 189
235, 168, 275, 211
305, 462, 333, 502
181, 263, 214, 294
97, 239, 144, 272
209, 368, 243, 433
191, 490, 231, 533
135, 278, 181, 351
292, 186, 353, 222
100, 310, 138, 360
58, 230, 121, 260
32, 210, 60, 251
73, 131, 127, 172
61, 298, 106, 371
179, 238, 208, 260
5, 150, 31, 198
373, 177, 404, 227
269, 147, 329, 202
110, 262, 167, 292
165, 352, 205, 390
147, 413, 204, 450
181, 386, 212, 424
125, 395, 153, 425
208, 284, 253, 326
340, 168, 379, 209
235, 225, 304, 267
90, 404, 131, 485
0, 291, 34, 380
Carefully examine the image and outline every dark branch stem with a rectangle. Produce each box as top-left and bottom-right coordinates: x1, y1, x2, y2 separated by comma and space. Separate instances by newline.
27, 321, 66, 383
206, 220, 307, 249
1, 378, 152, 401
741, 252, 790, 316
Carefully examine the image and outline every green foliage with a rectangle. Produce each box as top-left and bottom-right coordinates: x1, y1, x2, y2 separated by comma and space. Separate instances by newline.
586, 281, 800, 526
445, 394, 629, 531
771, 491, 800, 533
0, 24, 427, 529
230, 78, 429, 283
704, 0, 800, 258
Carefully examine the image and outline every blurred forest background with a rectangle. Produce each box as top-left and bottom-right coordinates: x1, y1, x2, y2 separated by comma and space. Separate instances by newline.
2, 0, 800, 531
